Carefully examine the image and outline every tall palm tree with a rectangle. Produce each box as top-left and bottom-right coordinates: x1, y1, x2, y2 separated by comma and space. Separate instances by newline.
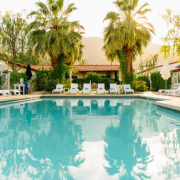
28, 0, 84, 68
103, 0, 154, 83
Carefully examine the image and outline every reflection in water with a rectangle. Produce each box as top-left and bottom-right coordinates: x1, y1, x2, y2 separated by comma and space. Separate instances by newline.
0, 98, 180, 179
104, 102, 152, 179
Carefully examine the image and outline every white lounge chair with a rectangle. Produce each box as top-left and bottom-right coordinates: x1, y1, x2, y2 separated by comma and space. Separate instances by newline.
52, 84, 64, 94
157, 89, 166, 95
82, 83, 91, 94
97, 83, 106, 94
97, 99, 106, 107
71, 100, 79, 107
164, 86, 180, 95
0, 90, 6, 96
83, 99, 91, 107
10, 89, 20, 95
68, 84, 79, 94
109, 83, 119, 94
54, 99, 64, 106
110, 100, 117, 107
0, 90, 11, 96
123, 84, 134, 94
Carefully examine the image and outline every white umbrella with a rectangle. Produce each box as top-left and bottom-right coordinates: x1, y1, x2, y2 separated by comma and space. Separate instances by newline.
160, 60, 171, 89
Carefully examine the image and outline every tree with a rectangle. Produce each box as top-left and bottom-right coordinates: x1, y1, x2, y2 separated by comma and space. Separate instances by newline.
103, 0, 154, 83
160, 9, 180, 59
138, 54, 158, 75
0, 12, 28, 72
28, 0, 84, 68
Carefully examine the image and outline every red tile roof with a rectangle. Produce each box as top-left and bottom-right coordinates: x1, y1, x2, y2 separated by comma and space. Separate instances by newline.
31, 65, 120, 72
172, 68, 180, 73
74, 65, 119, 72
30, 65, 53, 71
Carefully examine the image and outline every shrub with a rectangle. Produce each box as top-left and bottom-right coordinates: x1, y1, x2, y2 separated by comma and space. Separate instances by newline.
85, 72, 102, 84
101, 78, 115, 89
131, 80, 148, 92
35, 70, 49, 91
137, 75, 150, 90
49, 64, 70, 84
46, 79, 58, 92
72, 78, 86, 89
10, 72, 28, 87
0, 75, 3, 89
151, 71, 172, 91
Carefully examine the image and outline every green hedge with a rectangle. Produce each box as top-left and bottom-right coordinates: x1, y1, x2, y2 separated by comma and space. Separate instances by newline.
0, 75, 3, 89
137, 75, 150, 90
35, 70, 49, 91
151, 71, 172, 91
10, 72, 28, 87
72, 77, 115, 90
46, 79, 59, 92
131, 80, 148, 92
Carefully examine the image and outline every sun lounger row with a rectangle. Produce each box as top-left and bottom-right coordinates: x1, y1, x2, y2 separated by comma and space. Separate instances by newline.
0, 89, 20, 96
157, 86, 180, 96
52, 83, 134, 94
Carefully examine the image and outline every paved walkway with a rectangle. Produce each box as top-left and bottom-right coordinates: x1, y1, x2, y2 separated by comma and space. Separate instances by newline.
0, 91, 180, 112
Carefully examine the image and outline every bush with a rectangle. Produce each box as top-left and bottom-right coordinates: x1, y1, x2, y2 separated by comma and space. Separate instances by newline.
151, 71, 172, 91
72, 78, 86, 89
131, 80, 148, 92
10, 72, 28, 87
0, 75, 3, 89
85, 72, 102, 84
49, 64, 70, 84
101, 78, 115, 89
46, 79, 58, 92
35, 70, 49, 91
137, 75, 150, 90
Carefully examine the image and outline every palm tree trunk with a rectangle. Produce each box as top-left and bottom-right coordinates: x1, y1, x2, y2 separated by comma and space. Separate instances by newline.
51, 55, 58, 68
126, 49, 133, 73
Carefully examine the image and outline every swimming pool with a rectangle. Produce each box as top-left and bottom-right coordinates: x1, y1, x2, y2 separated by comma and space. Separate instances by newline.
0, 98, 180, 180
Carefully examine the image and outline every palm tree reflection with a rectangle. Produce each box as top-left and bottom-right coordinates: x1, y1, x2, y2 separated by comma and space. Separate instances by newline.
0, 100, 84, 179
104, 101, 152, 179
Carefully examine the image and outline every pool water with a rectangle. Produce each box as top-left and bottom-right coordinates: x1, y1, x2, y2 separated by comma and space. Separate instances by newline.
0, 98, 180, 180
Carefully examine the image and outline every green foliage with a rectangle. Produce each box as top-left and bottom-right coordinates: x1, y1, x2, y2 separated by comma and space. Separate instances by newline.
151, 71, 172, 91
85, 72, 102, 84
0, 75, 3, 89
49, 64, 70, 84
131, 80, 148, 92
103, 0, 154, 78
72, 74, 115, 90
35, 70, 49, 91
0, 12, 28, 72
138, 54, 158, 74
137, 75, 150, 90
46, 79, 59, 92
34, 64, 70, 91
101, 78, 115, 89
72, 78, 86, 89
28, 0, 84, 67
161, 9, 180, 59
10, 72, 28, 87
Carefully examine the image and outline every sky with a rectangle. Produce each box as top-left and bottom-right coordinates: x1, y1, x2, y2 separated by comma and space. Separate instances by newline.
0, 0, 180, 44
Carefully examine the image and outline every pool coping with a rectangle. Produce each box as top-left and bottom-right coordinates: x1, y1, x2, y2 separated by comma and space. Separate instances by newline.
0, 94, 179, 112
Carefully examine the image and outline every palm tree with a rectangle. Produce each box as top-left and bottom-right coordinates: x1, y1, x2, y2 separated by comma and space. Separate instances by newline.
103, 0, 154, 83
28, 0, 84, 68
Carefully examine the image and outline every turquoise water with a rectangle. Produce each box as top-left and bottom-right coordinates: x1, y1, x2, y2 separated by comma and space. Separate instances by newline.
0, 98, 180, 180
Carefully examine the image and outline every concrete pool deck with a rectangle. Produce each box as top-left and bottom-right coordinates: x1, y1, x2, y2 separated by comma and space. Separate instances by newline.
0, 91, 180, 112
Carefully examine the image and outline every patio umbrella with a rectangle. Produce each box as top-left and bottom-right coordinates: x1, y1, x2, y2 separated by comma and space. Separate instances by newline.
26, 64, 32, 80
160, 60, 171, 89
